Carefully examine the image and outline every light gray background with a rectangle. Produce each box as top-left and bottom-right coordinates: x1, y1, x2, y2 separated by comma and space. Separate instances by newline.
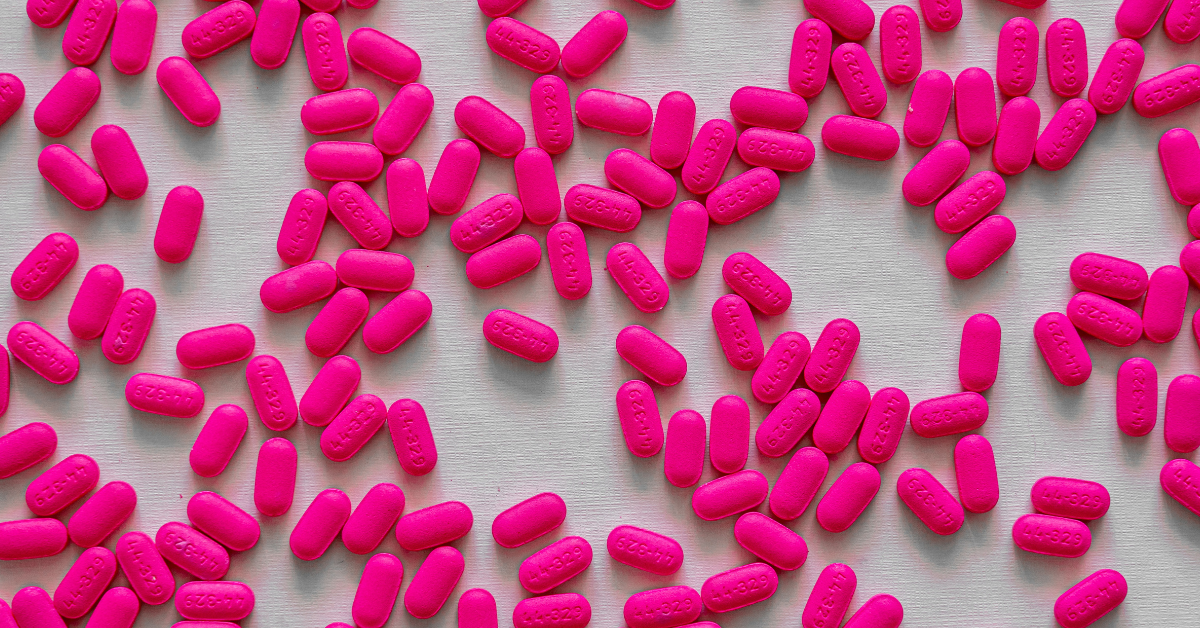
2, 0, 1200, 626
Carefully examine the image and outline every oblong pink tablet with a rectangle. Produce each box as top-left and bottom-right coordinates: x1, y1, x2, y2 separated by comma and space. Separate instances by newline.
395, 501, 473, 550
530, 75, 573, 155
946, 214, 1016, 280
993, 97, 1041, 175
125, 373, 204, 417
737, 128, 815, 172
812, 380, 870, 454
903, 71, 952, 148
1166, 0, 1200, 43
1163, 458, 1200, 515
910, 392, 987, 438
547, 222, 590, 299
1032, 476, 1110, 520
302, 13, 348, 91
706, 167, 780, 225
1071, 253, 1147, 300
561, 10, 627, 78
730, 86, 807, 130
188, 492, 260, 552
0, 73, 24, 127
903, 140, 968, 206
1161, 128, 1200, 206
1035, 312, 1092, 386
388, 159, 429, 238
300, 355, 360, 427
375, 83, 433, 156
897, 468, 963, 535
879, 6, 921, 85
616, 326, 687, 386
455, 96, 525, 159
701, 563, 777, 613
757, 389, 820, 458
1012, 513, 1091, 557
1117, 357, 1156, 437
564, 184, 641, 231
28, 0, 76, 28
663, 200, 708, 279
174, 581, 253, 621
246, 355, 297, 431
515, 148, 561, 225
804, 0, 873, 40
735, 512, 807, 570
190, 404, 247, 477
26, 453, 97, 516
802, 563, 857, 628
752, 332, 810, 404
1067, 292, 1142, 346
182, 1, 253, 59
336, 250, 414, 293
155, 186, 204, 263
514, 594, 591, 628
624, 586, 700, 628
35, 67, 100, 137
1046, 19, 1088, 97
919, 0, 961, 31
605, 149, 676, 208
321, 394, 387, 462
1167, 374, 1200, 452
816, 462, 880, 532
353, 553, 404, 628
576, 89, 652, 135
616, 380, 664, 458
682, 118, 736, 194
290, 488, 351, 560
1089, 39, 1144, 114
347, 28, 421, 85
0, 519, 66, 559
719, 253, 792, 317
451, 194, 522, 253
959, 313, 1001, 392
466, 235, 542, 289
483, 309, 558, 362
13, 588, 66, 628
70, 481, 136, 548
935, 171, 1006, 233
610, 525, 684, 578
1055, 569, 1127, 628
343, 483, 404, 555
954, 434, 998, 513
487, 17, 559, 74
709, 395, 749, 474
996, 17, 1038, 97
38, 144, 107, 210
276, 189, 327, 266
301, 89, 378, 135
608, 242, 668, 313
0, 422, 56, 479
493, 493, 566, 549
823, 115, 899, 160
254, 438, 297, 516
857, 387, 909, 464
177, 324, 254, 369
1036, 99, 1096, 171
955, 68, 997, 147
428, 139, 481, 215
1133, 64, 1200, 117
664, 410, 706, 488
844, 595, 903, 628
91, 125, 147, 200
770, 447, 828, 520
790, 19, 832, 98
259, 261, 337, 313
250, 0, 299, 70
1144, 265, 1188, 342
1117, 0, 1170, 38
712, 294, 764, 371
307, 143, 384, 183
115, 531, 173, 605
362, 290, 431, 354
805, 318, 860, 393
519, 536, 592, 593
12, 232, 78, 301
157, 57, 219, 126
102, 288, 155, 364
306, 287, 370, 357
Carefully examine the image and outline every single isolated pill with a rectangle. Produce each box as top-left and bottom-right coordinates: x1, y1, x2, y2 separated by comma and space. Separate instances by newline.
12, 232, 78, 301
805, 318, 860, 393
954, 434, 999, 513
605, 149, 676, 208
1070, 253, 1148, 300
353, 553, 404, 628
246, 355, 298, 431
1054, 569, 1127, 628
770, 446, 830, 520
547, 222, 591, 300
38, 144, 107, 211
682, 118, 737, 195
804, 0, 874, 40
174, 581, 253, 621
823, 115, 900, 160
1012, 513, 1091, 557
125, 373, 204, 417
486, 17, 560, 74
1046, 18, 1088, 97
259, 261, 337, 313
177, 324, 254, 369
946, 214, 1016, 280
757, 388, 821, 458
801, 563, 857, 628
255, 438, 297, 516
564, 184, 641, 231
493, 492, 566, 548
457, 590, 497, 628
752, 332, 811, 404
857, 387, 909, 464
700, 563, 778, 613
935, 171, 1006, 234
903, 140, 969, 206
277, 189, 328, 266
789, 19, 832, 98
712, 294, 765, 371
709, 395, 749, 473
388, 159, 429, 238
306, 287, 370, 357
624, 587, 700, 628
8, 322, 79, 384
1160, 128, 1200, 206
518, 536, 592, 593
575, 89, 652, 136
1032, 476, 1111, 520
465, 235, 542, 289
1117, 357, 1157, 437
616, 380, 664, 458
1116, 0, 1169, 39
35, 67, 100, 137
1034, 312, 1092, 386
959, 313, 1001, 392
250, 0, 300, 70
1066, 292, 1143, 347
993, 97, 1041, 175
1162, 458, 1200, 516
910, 391, 988, 438
608, 525, 682, 575
428, 139, 481, 215
155, 186, 204, 263
608, 242, 669, 313
375, 83, 434, 156
737, 128, 816, 172
321, 394, 387, 462
515, 148, 562, 225
816, 462, 881, 532
664, 410, 706, 488
904, 70, 953, 147
300, 355, 360, 427
996, 17, 1039, 97
395, 501, 473, 550
290, 488, 352, 560
343, 483, 405, 555
115, 533, 173, 605
91, 125, 147, 200
455, 96, 525, 159
0, 73, 24, 127
301, 89, 379, 135
1132, 64, 1200, 118
26, 454, 98, 516
919, 0, 961, 31
879, 6, 922, 85
530, 75, 573, 155
101, 289, 155, 365
1166, 0, 1200, 43
955, 68, 997, 147
1035, 99, 1097, 171
188, 491, 261, 552
482, 309, 558, 362
560, 10, 628, 78
307, 143, 384, 183
812, 380, 871, 454
1144, 265, 1188, 342
69, 481, 137, 548
363, 290, 432, 355
731, 86, 808, 130
0, 422, 57, 479
87, 587, 139, 628
0, 519, 67, 560
706, 167, 781, 225
190, 404, 248, 477
616, 326, 687, 386
157, 57, 219, 126
897, 468, 964, 535
1088, 39, 1145, 115
182, 1, 254, 59
347, 27, 421, 85
1167, 374, 1200, 452
844, 595, 904, 628
451, 194, 523, 253
735, 512, 809, 570
302, 13, 348, 91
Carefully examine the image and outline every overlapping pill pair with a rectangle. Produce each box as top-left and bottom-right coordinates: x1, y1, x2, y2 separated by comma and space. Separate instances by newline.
1012, 476, 1111, 558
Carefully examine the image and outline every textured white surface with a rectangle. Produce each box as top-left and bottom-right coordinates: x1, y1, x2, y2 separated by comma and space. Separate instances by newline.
2, 0, 1200, 626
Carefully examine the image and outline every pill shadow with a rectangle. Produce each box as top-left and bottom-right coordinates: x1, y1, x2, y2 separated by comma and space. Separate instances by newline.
1012, 543, 1087, 587
28, 21, 62, 60
157, 92, 220, 162
895, 495, 962, 566
483, 344, 559, 397
1118, 431, 1151, 466
7, 361, 80, 418
622, 451, 662, 492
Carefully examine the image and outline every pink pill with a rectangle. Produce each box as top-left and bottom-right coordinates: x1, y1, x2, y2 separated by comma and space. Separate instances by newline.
302, 13, 347, 91
802, 563, 857, 628
624, 586, 700, 628
451, 194, 522, 253
457, 589, 497, 628
352, 553, 404, 628
0, 349, 8, 415
12, 588, 65, 628
35, 67, 100, 137
1167, 374, 1200, 452
857, 387, 909, 464
306, 287, 369, 357
26, 454, 97, 516
1032, 476, 1110, 520
946, 214, 1016, 280
177, 324, 254, 369
307, 143, 384, 183
897, 467, 963, 535
182, 1, 253, 59
919, 0, 960, 31
564, 184, 641, 231
709, 395, 749, 474
245, 355, 297, 431
789, 19, 833, 98
0, 519, 66, 560
959, 313, 1001, 392
1046, 19, 1088, 97
276, 190, 327, 266
27, 0, 75, 27
996, 17, 1038, 97
87, 587, 138, 628
664, 410, 706, 488
1117, 357, 1156, 437
519, 536, 592, 593
547, 222, 591, 299
616, 326, 687, 386
290, 488, 351, 560
0, 73, 24, 127
486, 17, 559, 74
903, 72, 952, 149
395, 501, 472, 550
903, 141, 967, 207
951, 434, 999, 514
375, 83, 433, 156
388, 159, 429, 237
729, 86, 808, 130
466, 235, 542, 289
734, 512, 807, 570
343, 483, 405, 554
804, 318, 860, 393
154, 185, 204, 263
1067, 292, 1142, 346
260, 261, 337, 313
816, 462, 880, 532
843, 595, 903, 628
701, 562, 777, 613
479, 0, 526, 16
175, 581, 253, 621
190, 404, 247, 477
1163, 458, 1200, 515
300, 355, 360, 427
935, 171, 1006, 234
429, 139, 481, 215
955, 68, 997, 147
757, 389, 820, 458
1117, 0, 1169, 38
663, 200, 707, 279
1144, 265, 1188, 342
530, 75, 573, 155
1036, 99, 1097, 171
576, 89, 652, 135
616, 380, 664, 457
737, 128, 815, 173
706, 167, 780, 225
91, 125, 147, 200
608, 242, 669, 313
1089, 39, 1144, 115
879, 6, 921, 85
38, 144, 106, 210
250, 0, 299, 70
993, 97, 1040, 175
0, 423, 56, 479
8, 322, 79, 384
682, 119, 736, 194
515, 594, 590, 628
363, 290, 431, 354
910, 391, 987, 438
712, 294, 764, 371
493, 493, 566, 549
1012, 513, 1090, 557
1055, 569, 1127, 628
321, 394, 387, 461
455, 96, 525, 159
347, 27, 420, 85
561, 10, 627, 78
752, 332, 810, 404
823, 115, 899, 160
157, 57, 219, 126
804, 0, 873, 40
515, 148, 562, 225
1034, 312, 1092, 386
1166, 0, 1200, 42
1133, 64, 1200, 118
769, 448, 826, 520
605, 149, 676, 209
482, 309, 558, 362
255, 438, 297, 516
1161, 128, 1200, 206
336, 250, 415, 293
187, 492, 259, 552
70, 481, 136, 548
301, 89, 378, 135
12, 232, 78, 301
813, 380, 870, 454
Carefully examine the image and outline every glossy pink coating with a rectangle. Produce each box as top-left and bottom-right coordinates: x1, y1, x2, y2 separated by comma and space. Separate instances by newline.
0, 519, 67, 560
530, 75, 573, 155
156, 57, 219, 126
306, 287, 370, 357
336, 250, 414, 293
479, 0, 527, 17
70, 481, 136, 548
388, 159, 429, 237
451, 194, 522, 254
712, 294, 764, 371
115, 532, 174, 605
156, 522, 229, 581
11, 587, 65, 628
816, 462, 880, 532
663, 200, 708, 279
1133, 64, 1200, 118
486, 17, 559, 74
519, 536, 592, 593
394, 501, 473, 550
752, 332, 810, 404
1089, 39, 1144, 114
804, 0, 874, 40
254, 438, 297, 516
259, 261, 337, 313
919, 0, 961, 31
1036, 99, 1097, 171
12, 232, 77, 301
858, 387, 909, 464
38, 144, 107, 210
617, 326, 687, 386
993, 97, 1041, 175
1144, 265, 1188, 342
429, 139, 481, 215
182, 1, 253, 59
823, 115, 899, 160
188, 492, 260, 552
843, 595, 903, 628
27, 0, 76, 28
1117, 357, 1156, 437
26, 453, 97, 516
959, 313, 1001, 392
707, 167, 780, 225
955, 68, 997, 147
1117, 0, 1170, 38
455, 96, 525, 159
0, 73, 24, 127
757, 389, 820, 458
348, 27, 421, 85
176, 324, 254, 369
576, 89, 651, 135
1166, 0, 1200, 43
681, 118, 737, 196
623, 586, 701, 628
155, 186, 204, 263
290, 489, 352, 560
0, 422, 56, 479
35, 67, 99, 137
561, 11, 627, 78
734, 512, 807, 570
458, 589, 498, 628
515, 148, 561, 225
709, 395, 749, 474
802, 563, 857, 628
375, 83, 434, 156
935, 171, 1006, 233
804, 318, 860, 393
387, 398, 437, 476
301, 89, 378, 135
492, 493, 566, 549
730, 86, 807, 130
605, 149, 676, 208
812, 380, 870, 454
910, 391, 987, 438
665, 410, 706, 488
1032, 476, 1110, 520
1070, 253, 1147, 300
1055, 569, 1127, 628
343, 483, 405, 555
903, 71, 953, 148
1046, 19, 1088, 97
300, 355, 360, 427
245, 355, 296, 431
466, 236, 542, 289
1035, 312, 1092, 386
8, 321, 78, 385
250, 0, 299, 69
307, 143, 384, 183
737, 128, 816, 172
701, 562, 777, 613
616, 380, 664, 458
276, 189, 327, 266
353, 553, 404, 628
996, 17, 1038, 97
897, 468, 963, 535
879, 6, 921, 84
302, 13, 347, 91
607, 525, 682, 575
363, 290, 431, 354
91, 125, 146, 200
1012, 513, 1091, 557
903, 140, 968, 206
190, 405, 247, 477
946, 214, 1016, 280
1067, 292, 1142, 346
1161, 128, 1200, 206
321, 394, 386, 462
547, 222, 590, 299
1167, 374, 1200, 452
954, 434, 999, 513
790, 19, 832, 98
87, 587, 138, 628
564, 184, 640, 231
608, 242, 669, 312
483, 309, 558, 362
1162, 458, 1200, 516
174, 581, 253, 621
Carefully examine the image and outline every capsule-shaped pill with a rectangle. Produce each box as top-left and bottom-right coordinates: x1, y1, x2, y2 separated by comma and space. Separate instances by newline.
1054, 569, 1127, 628
564, 184, 641, 232
804, 0, 874, 40
1161, 128, 1200, 206
903, 70, 952, 147
35, 67, 100, 137
1046, 19, 1088, 97
701, 563, 777, 613
493, 493, 566, 549
155, 186, 204, 263
347, 27, 420, 85
455, 96, 525, 159
752, 332, 810, 405
250, 0, 299, 70
155, 522, 228, 580
175, 581, 254, 621
336, 250, 414, 293
770, 447, 829, 520
616, 326, 687, 386
306, 287, 370, 357
110, 541, 168, 608
1034, 312, 1092, 386
1032, 477, 1110, 520
353, 553, 404, 628
1116, 0, 1169, 38
182, 1, 253, 59
946, 214, 1016, 280
663, 200, 708, 279
302, 13, 347, 91
615, 380, 664, 458
812, 380, 870, 454
1162, 458, 1200, 516
910, 392, 987, 438
1166, 0, 1200, 43
993, 97, 1041, 175
375, 83, 433, 156
519, 536, 592, 593
757, 389, 820, 458
486, 17, 559, 74
321, 394, 387, 462
730, 86, 807, 130
466, 235, 542, 289
276, 189, 327, 266
301, 355, 360, 427
395, 501, 473, 550
38, 145, 107, 210
514, 148, 561, 225
1167, 374, 1200, 452
451, 195, 522, 254
188, 492, 259, 552
12, 233, 78, 302
734, 512, 807, 570
1133, 64, 1200, 118
28, 0, 76, 28
0, 73, 25, 128
607, 525, 681, 575
919, 0, 960, 31
246, 355, 297, 431
561, 11, 627, 78
1036, 99, 1097, 171
805, 318, 860, 393
823, 115, 900, 160
682, 119, 736, 195
530, 75, 573, 155
308, 144, 384, 184
102, 288, 155, 364
903, 140, 968, 206
0, 519, 67, 560
91, 125, 147, 200
608, 242, 668, 313
954, 434, 999, 513
996, 17, 1038, 97
624, 586, 701, 628
547, 222, 591, 299
897, 468, 964, 535
737, 128, 815, 173
857, 387, 909, 464
712, 295, 764, 371
816, 462, 880, 532
157, 57, 219, 126
301, 89, 378, 135
1117, 357, 1156, 437
723, 252, 789, 306
343, 483, 405, 555
575, 89, 651, 136
290, 489, 351, 560
802, 563, 857, 628
69, 481, 136, 548
935, 172, 1006, 234
26, 453, 96, 516
879, 7, 922, 84
125, 373, 204, 417
1066, 292, 1142, 347
482, 309, 558, 362
428, 139, 481, 216
190, 405, 247, 478
254, 437, 297, 516
664, 410, 705, 488
514, 594, 590, 628
388, 159, 429, 238
1144, 265, 1188, 342
12, 587, 65, 628
1012, 513, 1091, 557
706, 167, 780, 225
1088, 39, 1144, 115
177, 324, 254, 369
363, 290, 431, 355
955, 68, 997, 147
842, 596, 904, 628
956, 313, 1001, 393
259, 260, 337, 313
789, 19, 832, 98
709, 395, 748, 474
605, 149, 676, 208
